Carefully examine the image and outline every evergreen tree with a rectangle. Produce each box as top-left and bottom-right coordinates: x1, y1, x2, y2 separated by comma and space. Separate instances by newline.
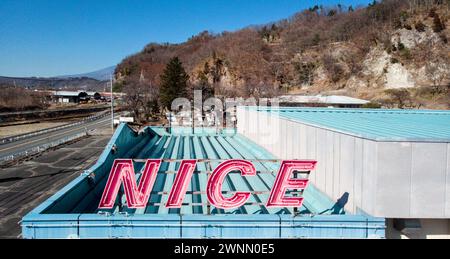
309, 5, 319, 12
312, 33, 321, 45
328, 9, 337, 17
159, 57, 189, 111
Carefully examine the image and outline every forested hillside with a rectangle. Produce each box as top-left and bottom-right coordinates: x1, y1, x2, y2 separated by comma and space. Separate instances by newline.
116, 0, 449, 109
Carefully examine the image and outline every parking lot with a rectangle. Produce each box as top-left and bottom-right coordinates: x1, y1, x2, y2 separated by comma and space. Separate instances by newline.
0, 135, 110, 238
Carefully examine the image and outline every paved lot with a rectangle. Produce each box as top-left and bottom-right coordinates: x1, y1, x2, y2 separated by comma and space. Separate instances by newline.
0, 135, 111, 239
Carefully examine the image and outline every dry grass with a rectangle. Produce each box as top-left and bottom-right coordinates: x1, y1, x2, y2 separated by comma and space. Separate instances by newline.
0, 122, 67, 137
0, 87, 48, 112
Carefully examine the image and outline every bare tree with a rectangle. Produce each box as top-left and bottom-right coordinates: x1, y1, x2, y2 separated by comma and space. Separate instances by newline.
322, 53, 345, 83
384, 88, 413, 109
123, 73, 159, 123
426, 54, 449, 94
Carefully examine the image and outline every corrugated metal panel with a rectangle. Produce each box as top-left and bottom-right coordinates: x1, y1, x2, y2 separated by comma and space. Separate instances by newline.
54, 91, 85, 97
22, 124, 386, 239
22, 214, 385, 239
252, 107, 450, 142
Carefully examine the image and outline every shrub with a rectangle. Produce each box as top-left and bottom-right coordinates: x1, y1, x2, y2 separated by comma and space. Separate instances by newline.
414, 21, 426, 32
322, 54, 344, 83
312, 33, 321, 46
113, 82, 124, 92
393, 18, 403, 29
433, 15, 445, 33
428, 8, 437, 18
294, 62, 316, 85
362, 102, 382, 109
385, 88, 412, 109
396, 42, 411, 60
391, 44, 397, 52
400, 48, 412, 60
399, 10, 409, 21
439, 34, 448, 44
414, 86, 435, 99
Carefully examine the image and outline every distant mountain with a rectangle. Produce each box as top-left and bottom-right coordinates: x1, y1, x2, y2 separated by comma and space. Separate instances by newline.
0, 76, 108, 91
58, 66, 116, 81
0, 66, 116, 91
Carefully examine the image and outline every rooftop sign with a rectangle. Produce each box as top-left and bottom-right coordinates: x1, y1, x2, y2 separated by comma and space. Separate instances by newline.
98, 159, 317, 210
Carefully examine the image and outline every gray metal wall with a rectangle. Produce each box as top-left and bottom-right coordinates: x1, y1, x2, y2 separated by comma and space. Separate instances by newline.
237, 107, 450, 219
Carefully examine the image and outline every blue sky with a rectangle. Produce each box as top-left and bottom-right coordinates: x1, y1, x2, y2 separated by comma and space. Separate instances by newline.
0, 0, 373, 77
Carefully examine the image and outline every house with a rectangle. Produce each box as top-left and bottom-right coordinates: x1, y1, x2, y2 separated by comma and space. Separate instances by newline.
52, 91, 89, 103
52, 91, 103, 103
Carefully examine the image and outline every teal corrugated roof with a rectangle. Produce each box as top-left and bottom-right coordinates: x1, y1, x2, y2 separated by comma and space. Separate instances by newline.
252, 107, 450, 142
94, 127, 338, 216
25, 124, 385, 239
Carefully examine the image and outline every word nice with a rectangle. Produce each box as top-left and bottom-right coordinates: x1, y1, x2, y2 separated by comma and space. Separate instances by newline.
98, 159, 317, 210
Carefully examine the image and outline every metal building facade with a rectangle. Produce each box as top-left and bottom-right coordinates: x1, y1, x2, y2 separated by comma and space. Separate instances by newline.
237, 107, 450, 238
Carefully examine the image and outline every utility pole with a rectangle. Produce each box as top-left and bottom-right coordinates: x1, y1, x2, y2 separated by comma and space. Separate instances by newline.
192, 100, 195, 134
168, 112, 172, 134
110, 74, 114, 133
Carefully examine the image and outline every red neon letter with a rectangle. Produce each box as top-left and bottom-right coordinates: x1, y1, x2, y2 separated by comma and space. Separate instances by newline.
266, 160, 317, 208
98, 159, 161, 209
166, 160, 197, 208
207, 160, 256, 209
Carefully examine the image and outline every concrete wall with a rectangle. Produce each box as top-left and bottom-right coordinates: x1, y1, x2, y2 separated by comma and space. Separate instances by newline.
386, 219, 450, 239
237, 107, 450, 219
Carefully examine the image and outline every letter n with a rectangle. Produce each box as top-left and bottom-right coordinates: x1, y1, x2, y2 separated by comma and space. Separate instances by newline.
98, 159, 161, 209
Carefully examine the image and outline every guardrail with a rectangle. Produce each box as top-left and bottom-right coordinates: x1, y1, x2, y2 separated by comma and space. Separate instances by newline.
0, 132, 89, 166
0, 104, 110, 117
0, 111, 109, 145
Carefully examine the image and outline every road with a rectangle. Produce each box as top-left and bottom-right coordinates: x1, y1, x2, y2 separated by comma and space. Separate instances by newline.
0, 114, 115, 238
0, 115, 114, 159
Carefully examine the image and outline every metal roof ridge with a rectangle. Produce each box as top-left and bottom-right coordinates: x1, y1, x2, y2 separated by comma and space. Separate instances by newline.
279, 116, 450, 143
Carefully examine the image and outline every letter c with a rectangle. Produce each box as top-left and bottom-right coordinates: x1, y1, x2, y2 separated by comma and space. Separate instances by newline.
207, 160, 256, 209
